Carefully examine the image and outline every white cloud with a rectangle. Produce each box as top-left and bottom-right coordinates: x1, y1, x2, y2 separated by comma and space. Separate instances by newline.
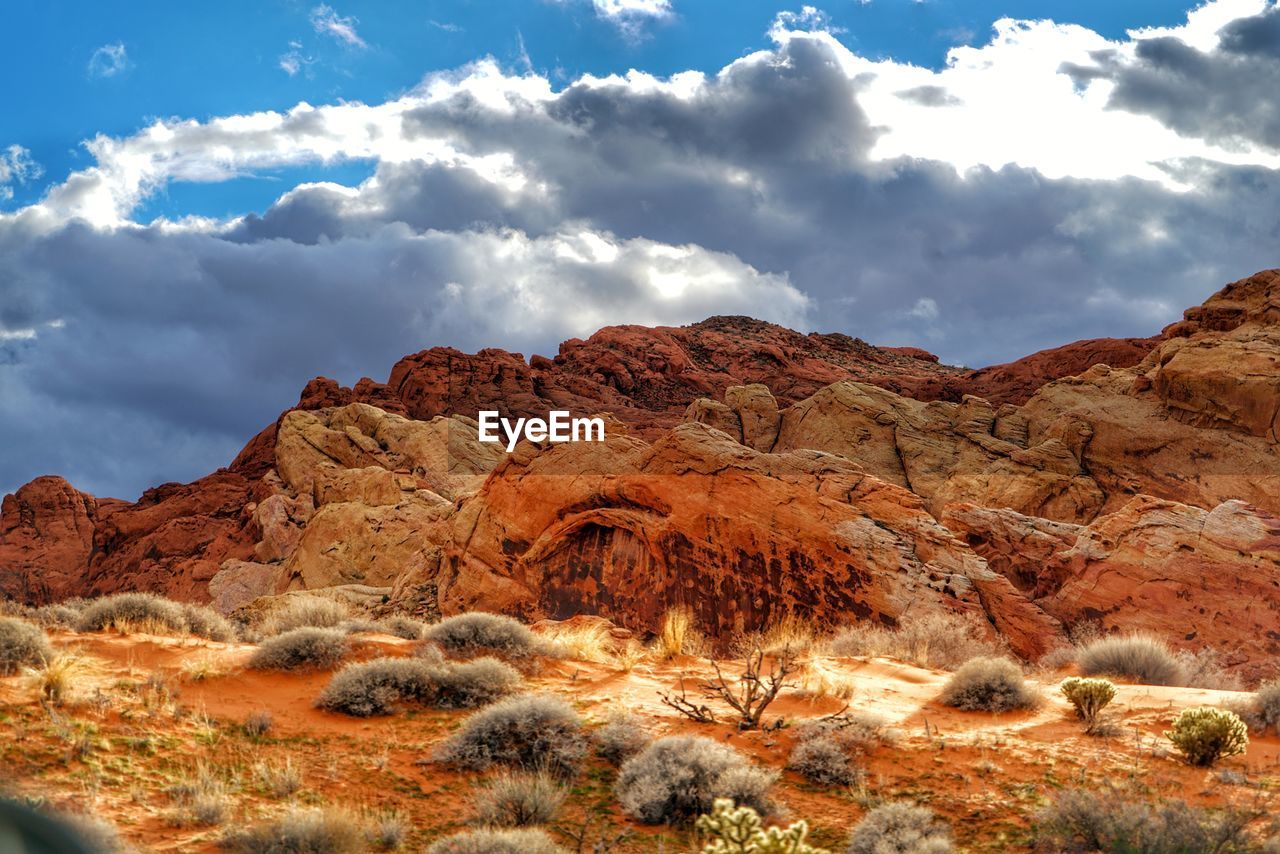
278, 41, 315, 76
87, 42, 129, 79
0, 145, 42, 201
583, 0, 672, 38
310, 4, 367, 48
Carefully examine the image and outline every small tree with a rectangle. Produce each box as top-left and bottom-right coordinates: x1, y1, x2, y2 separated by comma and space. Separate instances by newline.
1165, 708, 1248, 767
697, 799, 829, 854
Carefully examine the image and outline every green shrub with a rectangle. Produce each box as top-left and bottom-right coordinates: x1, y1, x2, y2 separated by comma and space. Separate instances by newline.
1035, 789, 1254, 853
425, 612, 540, 658
1059, 677, 1116, 733
844, 802, 952, 854
1076, 634, 1183, 686
250, 628, 349, 672
616, 735, 776, 826
316, 658, 439, 716
425, 828, 566, 853
0, 616, 53, 675
475, 771, 566, 827
788, 735, 861, 787
939, 657, 1037, 712
436, 694, 586, 777
220, 806, 365, 853
78, 593, 187, 635
594, 712, 650, 764
1165, 708, 1248, 767
432, 657, 522, 708
260, 596, 350, 637
698, 798, 829, 854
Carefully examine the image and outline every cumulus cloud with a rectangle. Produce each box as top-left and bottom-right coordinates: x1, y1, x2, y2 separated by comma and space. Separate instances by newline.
310, 4, 367, 48
4, 1, 1280, 497
87, 42, 129, 78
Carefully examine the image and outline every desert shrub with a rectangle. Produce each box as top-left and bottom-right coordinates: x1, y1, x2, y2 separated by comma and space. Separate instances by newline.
415, 642, 447, 665
939, 657, 1038, 712
260, 596, 350, 637
1174, 647, 1243, 691
436, 693, 586, 777
1076, 634, 1183, 686
845, 802, 952, 854
426, 828, 567, 854
541, 619, 615, 663
1165, 707, 1248, 767
339, 618, 384, 635
250, 628, 349, 672
367, 810, 408, 851
253, 758, 302, 798
242, 710, 274, 738
316, 658, 439, 716
433, 657, 522, 708
381, 616, 427, 640
788, 735, 862, 787
827, 613, 1000, 671
475, 771, 567, 827
425, 612, 540, 658
167, 766, 231, 827
1035, 789, 1254, 853
616, 735, 777, 825
698, 799, 827, 854
594, 712, 650, 764
27, 603, 83, 629
657, 606, 704, 659
221, 806, 365, 853
1060, 677, 1116, 733
793, 711, 891, 752
0, 616, 53, 675
78, 592, 187, 635
182, 603, 236, 641
1252, 679, 1280, 734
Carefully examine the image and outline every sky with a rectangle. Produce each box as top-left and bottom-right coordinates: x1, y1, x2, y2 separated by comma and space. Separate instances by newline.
2, 0, 1280, 499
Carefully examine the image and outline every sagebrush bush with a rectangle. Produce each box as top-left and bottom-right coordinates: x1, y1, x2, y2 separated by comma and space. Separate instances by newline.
788, 735, 862, 787
260, 596, 350, 637
793, 711, 890, 752
426, 828, 566, 854
616, 735, 777, 825
250, 628, 350, 672
1059, 677, 1116, 732
0, 616, 53, 675
845, 802, 953, 854
436, 693, 586, 777
27, 603, 83, 629
221, 807, 365, 853
827, 613, 1000, 671
242, 710, 274, 739
381, 616, 427, 640
1035, 789, 1253, 853
475, 771, 567, 827
316, 658, 439, 716
424, 612, 540, 658
939, 657, 1038, 712
1165, 707, 1248, 767
1174, 647, 1243, 691
432, 657, 522, 708
1253, 680, 1280, 734
1076, 634, 1183, 686
166, 765, 230, 828
594, 712, 650, 764
181, 603, 236, 641
78, 592, 187, 635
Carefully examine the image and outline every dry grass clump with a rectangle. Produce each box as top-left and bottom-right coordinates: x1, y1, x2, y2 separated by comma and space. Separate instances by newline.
242, 710, 274, 739
316, 658, 439, 717
425, 612, 541, 658
1034, 789, 1253, 853
827, 612, 1001, 671
539, 620, 614, 663
166, 765, 231, 827
252, 758, 302, 798
78, 592, 187, 635
26, 602, 84, 629
845, 802, 953, 853
594, 712, 651, 765
1076, 634, 1183, 686
181, 603, 236, 641
939, 657, 1038, 712
249, 628, 349, 672
380, 616, 427, 640
436, 693, 587, 778
656, 606, 705, 660
426, 828, 567, 853
433, 657, 522, 708
615, 735, 777, 825
27, 653, 89, 706
0, 616, 53, 674
475, 771, 567, 827
259, 596, 350, 637
796, 656, 858, 701
221, 806, 366, 853
1165, 707, 1248, 767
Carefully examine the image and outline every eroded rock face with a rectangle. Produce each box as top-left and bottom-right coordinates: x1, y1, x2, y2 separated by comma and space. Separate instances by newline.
0, 477, 120, 602
436, 422, 1061, 658
948, 497, 1280, 678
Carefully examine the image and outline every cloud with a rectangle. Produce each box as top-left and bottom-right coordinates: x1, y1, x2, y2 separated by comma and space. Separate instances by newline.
278, 41, 316, 77
310, 4, 367, 48
5, 2, 1280, 498
87, 42, 129, 79
0, 145, 42, 201
430, 20, 463, 34
591, 0, 672, 19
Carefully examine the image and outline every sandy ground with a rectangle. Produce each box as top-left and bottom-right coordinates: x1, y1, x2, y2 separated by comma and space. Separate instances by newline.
2, 630, 1278, 852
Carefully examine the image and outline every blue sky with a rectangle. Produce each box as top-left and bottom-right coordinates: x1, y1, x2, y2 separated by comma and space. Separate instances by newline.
3, 0, 1280, 498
